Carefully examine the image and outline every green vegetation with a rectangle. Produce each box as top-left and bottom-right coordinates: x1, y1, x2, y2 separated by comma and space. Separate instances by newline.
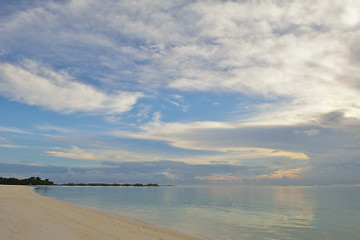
0, 177, 161, 186
0, 176, 55, 185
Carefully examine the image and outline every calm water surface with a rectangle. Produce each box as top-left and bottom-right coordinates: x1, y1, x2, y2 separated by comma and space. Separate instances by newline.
35, 185, 360, 240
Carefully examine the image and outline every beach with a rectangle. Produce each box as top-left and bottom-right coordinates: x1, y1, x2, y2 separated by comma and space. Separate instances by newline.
0, 185, 200, 240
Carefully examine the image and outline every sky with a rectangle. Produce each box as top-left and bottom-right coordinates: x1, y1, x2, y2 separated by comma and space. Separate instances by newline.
1, 0, 360, 185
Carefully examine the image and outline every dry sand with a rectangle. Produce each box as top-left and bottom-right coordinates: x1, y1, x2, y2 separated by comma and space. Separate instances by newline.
0, 185, 201, 240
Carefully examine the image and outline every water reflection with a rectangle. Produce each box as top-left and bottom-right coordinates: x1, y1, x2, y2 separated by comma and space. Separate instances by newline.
35, 185, 360, 240
104, 186, 316, 239
270, 186, 315, 228
154, 186, 316, 239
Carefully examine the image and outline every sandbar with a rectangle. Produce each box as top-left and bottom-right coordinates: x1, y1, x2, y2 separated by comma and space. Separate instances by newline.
0, 185, 200, 240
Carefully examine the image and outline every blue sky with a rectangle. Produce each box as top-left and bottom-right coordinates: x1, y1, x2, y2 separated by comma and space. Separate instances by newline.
1, 0, 360, 184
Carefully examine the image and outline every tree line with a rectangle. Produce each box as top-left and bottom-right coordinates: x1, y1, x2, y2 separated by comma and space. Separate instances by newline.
61, 183, 159, 187
0, 176, 55, 185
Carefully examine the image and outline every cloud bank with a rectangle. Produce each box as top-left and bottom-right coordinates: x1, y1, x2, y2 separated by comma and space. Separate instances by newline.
1, 0, 360, 122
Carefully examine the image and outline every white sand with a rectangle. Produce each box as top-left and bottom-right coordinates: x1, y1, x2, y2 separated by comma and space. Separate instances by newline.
0, 185, 200, 240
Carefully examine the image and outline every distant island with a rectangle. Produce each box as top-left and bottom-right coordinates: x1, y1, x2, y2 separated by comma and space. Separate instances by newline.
61, 183, 160, 187
0, 177, 55, 185
0, 176, 162, 187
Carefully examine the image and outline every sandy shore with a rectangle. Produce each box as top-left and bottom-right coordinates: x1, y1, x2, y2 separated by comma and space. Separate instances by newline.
0, 185, 200, 240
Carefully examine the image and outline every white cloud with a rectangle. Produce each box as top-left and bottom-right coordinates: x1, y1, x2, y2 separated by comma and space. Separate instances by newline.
195, 173, 236, 182
44, 144, 166, 163
0, 61, 143, 114
0, 144, 29, 149
115, 119, 309, 163
167, 1, 360, 125
140, 1, 359, 126
0, 135, 31, 149
2, 1, 360, 126
35, 125, 74, 134
165, 94, 189, 112
158, 170, 182, 181
45, 146, 106, 160
0, 126, 32, 134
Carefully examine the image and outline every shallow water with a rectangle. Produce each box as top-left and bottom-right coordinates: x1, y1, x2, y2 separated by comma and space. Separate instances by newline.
35, 185, 360, 240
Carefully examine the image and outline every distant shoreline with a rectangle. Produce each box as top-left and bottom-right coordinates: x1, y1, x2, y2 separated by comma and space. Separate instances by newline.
0, 176, 171, 187
60, 183, 162, 187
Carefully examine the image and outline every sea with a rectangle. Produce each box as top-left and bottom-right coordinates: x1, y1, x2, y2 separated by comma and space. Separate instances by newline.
34, 184, 360, 240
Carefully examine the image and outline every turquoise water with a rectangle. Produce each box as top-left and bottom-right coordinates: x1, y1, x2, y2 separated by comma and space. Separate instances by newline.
35, 185, 360, 240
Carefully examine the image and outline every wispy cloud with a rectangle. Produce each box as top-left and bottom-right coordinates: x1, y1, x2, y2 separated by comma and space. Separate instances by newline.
0, 126, 32, 134
45, 146, 106, 160
0, 61, 143, 115
120, 118, 309, 157
0, 144, 29, 149
195, 173, 236, 182
36, 125, 74, 134
44, 145, 165, 163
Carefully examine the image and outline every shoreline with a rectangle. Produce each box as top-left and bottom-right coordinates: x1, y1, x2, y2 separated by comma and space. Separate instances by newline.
0, 185, 200, 240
